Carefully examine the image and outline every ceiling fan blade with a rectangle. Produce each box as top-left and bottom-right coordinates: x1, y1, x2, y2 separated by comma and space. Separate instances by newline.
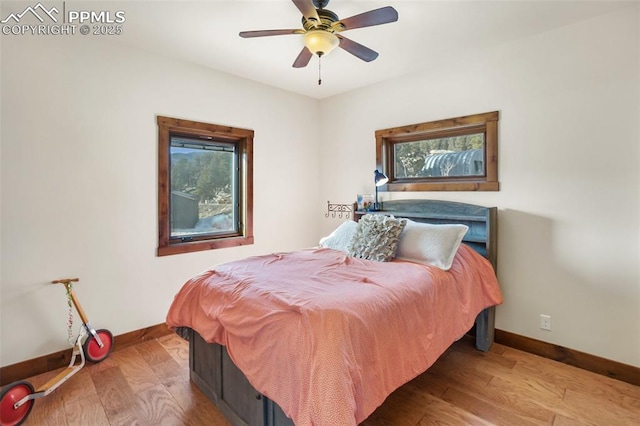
239, 29, 303, 38
337, 35, 379, 62
334, 6, 398, 31
292, 47, 313, 68
292, 0, 320, 26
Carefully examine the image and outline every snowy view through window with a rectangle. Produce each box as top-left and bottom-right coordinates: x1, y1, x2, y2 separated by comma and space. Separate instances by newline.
170, 138, 236, 239
394, 133, 485, 179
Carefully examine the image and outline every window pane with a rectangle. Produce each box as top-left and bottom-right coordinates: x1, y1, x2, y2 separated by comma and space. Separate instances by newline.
393, 133, 485, 179
170, 137, 237, 239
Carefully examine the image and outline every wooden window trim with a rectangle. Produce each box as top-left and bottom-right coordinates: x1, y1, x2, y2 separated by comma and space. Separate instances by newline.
375, 111, 499, 192
157, 116, 254, 256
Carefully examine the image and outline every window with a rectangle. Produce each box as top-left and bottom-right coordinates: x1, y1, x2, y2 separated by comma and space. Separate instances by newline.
157, 116, 253, 256
376, 111, 499, 191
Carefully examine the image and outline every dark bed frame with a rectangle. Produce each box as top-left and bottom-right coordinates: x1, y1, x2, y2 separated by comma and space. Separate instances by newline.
187, 199, 498, 426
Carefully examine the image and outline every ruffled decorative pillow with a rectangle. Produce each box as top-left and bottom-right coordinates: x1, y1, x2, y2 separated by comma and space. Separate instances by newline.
348, 214, 407, 262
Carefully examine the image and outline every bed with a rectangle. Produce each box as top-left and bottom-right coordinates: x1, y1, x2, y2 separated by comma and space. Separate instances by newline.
166, 199, 502, 426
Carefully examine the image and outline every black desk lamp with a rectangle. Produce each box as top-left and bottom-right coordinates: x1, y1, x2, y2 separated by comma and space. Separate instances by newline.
373, 169, 389, 211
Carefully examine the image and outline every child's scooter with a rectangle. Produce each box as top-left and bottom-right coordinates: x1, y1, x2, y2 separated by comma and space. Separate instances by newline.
0, 278, 113, 426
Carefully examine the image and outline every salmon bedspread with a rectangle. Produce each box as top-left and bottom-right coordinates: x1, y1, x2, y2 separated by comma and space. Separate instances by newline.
166, 245, 503, 425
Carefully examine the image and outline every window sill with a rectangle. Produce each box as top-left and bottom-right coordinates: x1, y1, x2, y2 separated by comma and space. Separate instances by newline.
157, 235, 254, 256
386, 181, 499, 192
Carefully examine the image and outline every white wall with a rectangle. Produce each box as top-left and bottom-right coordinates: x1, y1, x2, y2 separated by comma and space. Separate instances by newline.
0, 36, 321, 366
319, 5, 640, 367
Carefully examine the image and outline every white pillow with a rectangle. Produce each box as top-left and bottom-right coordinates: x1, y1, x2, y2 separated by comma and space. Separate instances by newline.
319, 220, 357, 252
395, 220, 469, 270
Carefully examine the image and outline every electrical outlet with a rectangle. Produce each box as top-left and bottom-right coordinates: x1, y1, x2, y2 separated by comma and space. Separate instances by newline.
540, 314, 552, 331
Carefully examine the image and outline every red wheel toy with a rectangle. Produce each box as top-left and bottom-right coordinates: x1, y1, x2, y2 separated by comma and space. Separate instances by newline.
83, 329, 114, 363
0, 380, 34, 426
0, 278, 114, 425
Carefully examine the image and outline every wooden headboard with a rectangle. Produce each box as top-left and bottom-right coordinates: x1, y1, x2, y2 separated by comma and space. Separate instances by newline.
354, 199, 497, 271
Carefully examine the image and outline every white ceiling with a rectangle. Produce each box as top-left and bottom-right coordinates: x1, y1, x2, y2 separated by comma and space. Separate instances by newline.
105, 1, 630, 99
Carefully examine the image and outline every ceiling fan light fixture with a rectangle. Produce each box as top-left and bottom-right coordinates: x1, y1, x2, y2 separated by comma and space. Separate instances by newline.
304, 30, 339, 56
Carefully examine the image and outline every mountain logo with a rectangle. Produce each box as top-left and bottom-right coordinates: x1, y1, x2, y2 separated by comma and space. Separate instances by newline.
1, 3, 59, 24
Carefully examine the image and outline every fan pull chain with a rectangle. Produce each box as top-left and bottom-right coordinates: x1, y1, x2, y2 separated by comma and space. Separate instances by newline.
318, 54, 322, 85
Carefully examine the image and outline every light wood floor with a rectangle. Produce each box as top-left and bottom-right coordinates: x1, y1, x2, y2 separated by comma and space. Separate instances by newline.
17, 334, 640, 425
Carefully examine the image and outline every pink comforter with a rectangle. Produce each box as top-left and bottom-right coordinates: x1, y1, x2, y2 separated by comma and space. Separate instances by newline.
166, 245, 502, 425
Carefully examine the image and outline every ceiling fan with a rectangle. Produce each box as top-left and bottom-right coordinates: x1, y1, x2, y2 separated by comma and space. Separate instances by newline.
239, 0, 398, 72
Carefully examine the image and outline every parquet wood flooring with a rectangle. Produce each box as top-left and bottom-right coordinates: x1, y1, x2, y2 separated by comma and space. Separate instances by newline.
18, 334, 639, 425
